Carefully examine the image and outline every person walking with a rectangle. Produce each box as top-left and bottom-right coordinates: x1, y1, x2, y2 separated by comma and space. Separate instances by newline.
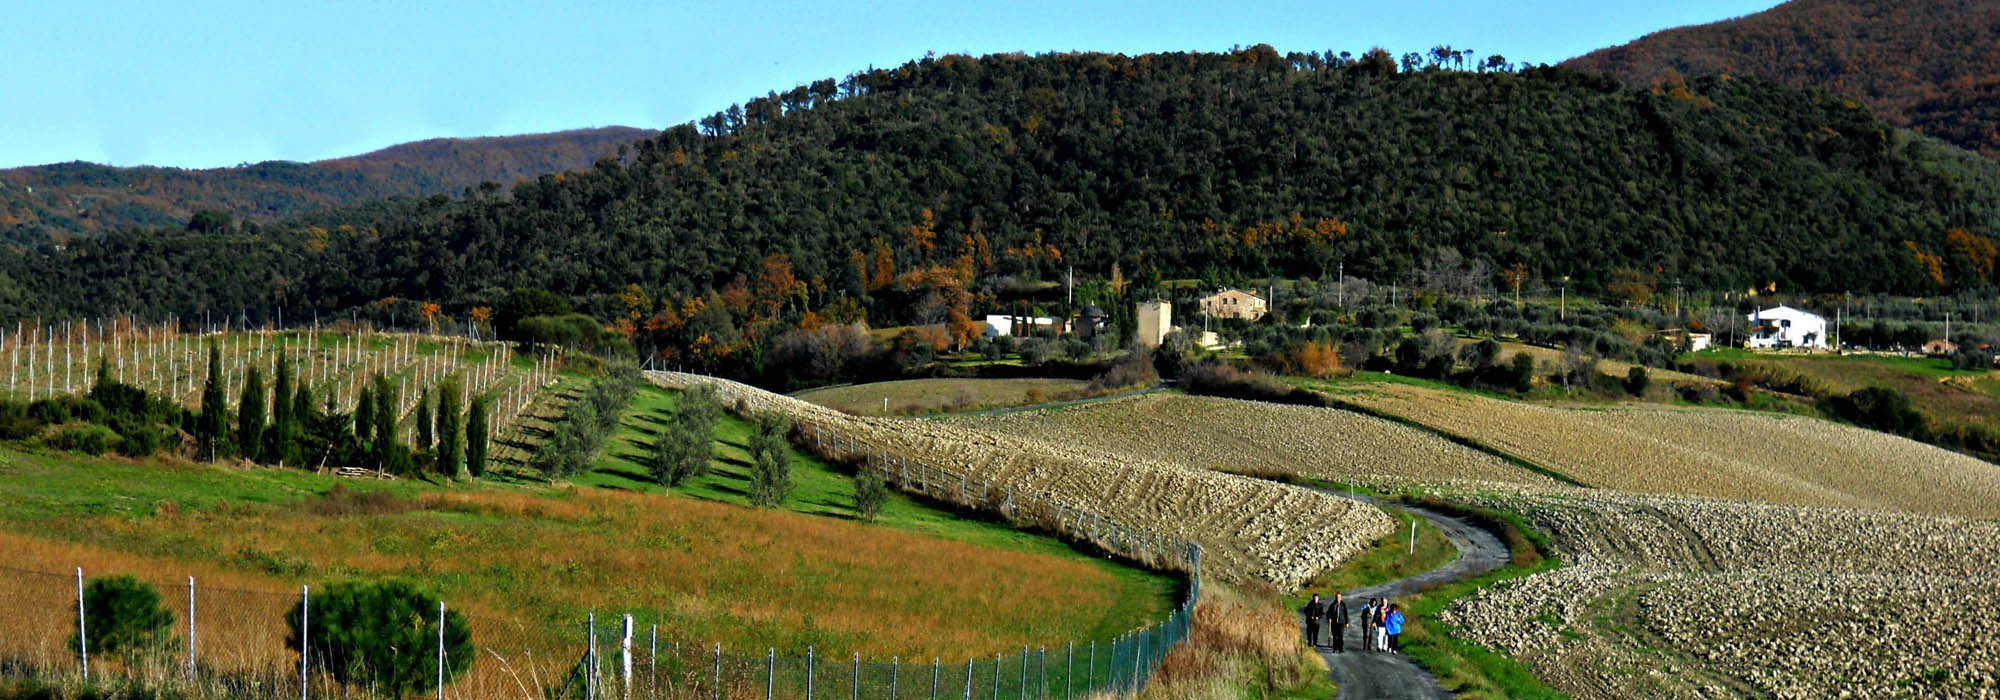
1302, 594, 1324, 649
1375, 600, 1391, 653
1386, 603, 1406, 653
1329, 593, 1350, 653
1360, 598, 1377, 652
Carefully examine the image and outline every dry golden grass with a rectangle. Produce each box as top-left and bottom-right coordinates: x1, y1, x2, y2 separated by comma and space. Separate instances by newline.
1344, 382, 2000, 520
1141, 584, 1331, 700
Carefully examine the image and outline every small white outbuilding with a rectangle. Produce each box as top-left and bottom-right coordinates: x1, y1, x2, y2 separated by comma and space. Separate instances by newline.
1745, 306, 1828, 349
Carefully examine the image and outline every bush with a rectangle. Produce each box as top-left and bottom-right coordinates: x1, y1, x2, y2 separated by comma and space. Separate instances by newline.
746, 413, 794, 507
853, 467, 889, 521
49, 424, 119, 455
116, 425, 163, 457
70, 575, 174, 660
285, 580, 472, 697
0, 400, 40, 440
1819, 386, 1928, 440
1623, 367, 1650, 397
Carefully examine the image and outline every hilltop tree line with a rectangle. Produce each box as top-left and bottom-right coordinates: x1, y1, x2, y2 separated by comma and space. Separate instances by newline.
4, 46, 2000, 367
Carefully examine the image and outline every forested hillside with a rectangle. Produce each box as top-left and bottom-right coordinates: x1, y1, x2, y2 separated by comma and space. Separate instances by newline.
0, 126, 654, 242
5, 46, 2000, 333
1565, 0, 2000, 158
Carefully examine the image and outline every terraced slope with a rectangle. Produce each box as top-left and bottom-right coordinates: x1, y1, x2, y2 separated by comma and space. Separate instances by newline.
1342, 382, 2000, 520
946, 393, 1550, 487
649, 372, 1392, 588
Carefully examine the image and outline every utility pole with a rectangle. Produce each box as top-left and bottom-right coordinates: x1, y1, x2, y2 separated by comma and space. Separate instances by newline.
1338, 262, 1345, 309
1560, 276, 1570, 321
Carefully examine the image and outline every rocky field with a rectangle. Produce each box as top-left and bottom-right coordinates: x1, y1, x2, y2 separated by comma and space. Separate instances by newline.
1340, 382, 2000, 520
1435, 484, 2000, 698
945, 393, 1551, 486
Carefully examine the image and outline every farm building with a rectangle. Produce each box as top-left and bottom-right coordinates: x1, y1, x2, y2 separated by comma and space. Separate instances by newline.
1135, 300, 1171, 349
1199, 287, 1267, 321
1745, 306, 1828, 349
1923, 339, 1959, 356
982, 315, 1065, 338
1074, 305, 1109, 340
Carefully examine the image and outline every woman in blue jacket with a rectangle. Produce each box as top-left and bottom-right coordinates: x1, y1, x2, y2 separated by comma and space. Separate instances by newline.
1385, 603, 1406, 652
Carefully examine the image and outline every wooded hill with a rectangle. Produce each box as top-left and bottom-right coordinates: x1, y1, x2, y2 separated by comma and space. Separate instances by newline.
1565, 0, 2000, 158
5, 46, 2000, 327
0, 126, 654, 243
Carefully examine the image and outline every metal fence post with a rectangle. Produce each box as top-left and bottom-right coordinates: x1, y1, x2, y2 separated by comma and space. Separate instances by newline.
652, 625, 660, 699
1038, 648, 1046, 700
435, 600, 446, 700
932, 657, 940, 700
186, 576, 196, 677
808, 646, 815, 699
892, 656, 899, 700
1064, 643, 1072, 700
75, 568, 87, 681
963, 658, 972, 700
992, 653, 1000, 700
587, 614, 598, 700
1086, 643, 1094, 694
712, 643, 720, 700
1019, 646, 1027, 700
853, 652, 860, 700
622, 615, 634, 699
300, 585, 310, 700
767, 648, 775, 700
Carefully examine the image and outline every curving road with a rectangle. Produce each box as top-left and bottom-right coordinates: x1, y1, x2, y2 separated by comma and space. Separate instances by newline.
1304, 491, 1512, 700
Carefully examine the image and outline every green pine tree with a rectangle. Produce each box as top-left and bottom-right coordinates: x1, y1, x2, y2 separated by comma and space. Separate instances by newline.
415, 388, 434, 453
268, 359, 293, 463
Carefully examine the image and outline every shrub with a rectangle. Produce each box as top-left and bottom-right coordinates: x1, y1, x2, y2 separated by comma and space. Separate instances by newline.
1624, 367, 1650, 397
853, 467, 889, 521
116, 425, 163, 457
0, 400, 40, 440
49, 424, 119, 455
746, 413, 794, 507
1819, 386, 1928, 440
285, 580, 472, 697
70, 575, 174, 660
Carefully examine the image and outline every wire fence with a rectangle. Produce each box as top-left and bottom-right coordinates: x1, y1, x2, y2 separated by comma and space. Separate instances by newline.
0, 375, 1202, 699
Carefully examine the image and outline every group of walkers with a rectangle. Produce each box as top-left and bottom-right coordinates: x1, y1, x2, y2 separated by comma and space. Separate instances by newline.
1301, 593, 1403, 653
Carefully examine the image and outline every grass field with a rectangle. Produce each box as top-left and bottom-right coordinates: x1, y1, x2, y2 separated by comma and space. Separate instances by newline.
1689, 348, 2000, 435
796, 377, 1092, 416
0, 390, 1179, 676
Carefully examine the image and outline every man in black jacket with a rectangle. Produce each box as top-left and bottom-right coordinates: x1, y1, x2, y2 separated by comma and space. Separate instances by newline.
1329, 593, 1351, 653
1302, 594, 1324, 648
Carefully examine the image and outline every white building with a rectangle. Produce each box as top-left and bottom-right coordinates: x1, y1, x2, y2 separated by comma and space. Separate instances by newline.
1745, 306, 1828, 349
982, 315, 1064, 338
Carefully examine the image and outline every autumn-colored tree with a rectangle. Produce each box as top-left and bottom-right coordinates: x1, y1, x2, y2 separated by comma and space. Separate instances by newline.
755, 253, 801, 316
467, 306, 493, 338
1500, 263, 1529, 302
1293, 341, 1342, 378
1945, 228, 1997, 285
1604, 267, 1656, 306
1109, 262, 1127, 298
903, 209, 938, 261
617, 284, 653, 321
867, 239, 896, 291
420, 302, 441, 333
1906, 240, 1947, 287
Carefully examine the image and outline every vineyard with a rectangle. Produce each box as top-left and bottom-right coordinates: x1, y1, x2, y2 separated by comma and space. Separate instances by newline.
1338, 382, 2000, 520
0, 320, 565, 461
1430, 482, 2000, 697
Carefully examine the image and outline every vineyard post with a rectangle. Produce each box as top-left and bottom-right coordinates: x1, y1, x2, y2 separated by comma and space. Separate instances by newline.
808, 646, 814, 697
587, 613, 597, 700
435, 601, 445, 700
852, 651, 859, 700
992, 653, 999, 699
300, 585, 309, 700
931, 658, 939, 700
766, 648, 774, 700
1018, 646, 1027, 700
622, 614, 634, 699
652, 626, 659, 698
891, 656, 898, 700
1409, 520, 1416, 554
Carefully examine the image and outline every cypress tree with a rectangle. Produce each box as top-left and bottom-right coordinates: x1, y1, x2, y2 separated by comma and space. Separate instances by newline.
268, 359, 293, 463
372, 375, 401, 474
465, 397, 488, 478
291, 382, 314, 468
352, 385, 375, 449
415, 388, 433, 452
196, 344, 229, 461
235, 366, 266, 463
436, 376, 463, 477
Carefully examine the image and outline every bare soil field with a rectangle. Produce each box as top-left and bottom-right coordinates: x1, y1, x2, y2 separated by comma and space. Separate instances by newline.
797, 377, 1089, 416
651, 372, 1393, 588
1340, 382, 2000, 520
945, 393, 1550, 487
1429, 483, 2000, 698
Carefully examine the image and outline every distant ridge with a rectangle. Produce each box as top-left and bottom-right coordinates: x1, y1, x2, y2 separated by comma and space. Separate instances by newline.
1564, 0, 2000, 158
0, 125, 657, 242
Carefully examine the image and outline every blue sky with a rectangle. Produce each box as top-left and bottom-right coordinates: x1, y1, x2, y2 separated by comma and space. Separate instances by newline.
0, 1, 1783, 169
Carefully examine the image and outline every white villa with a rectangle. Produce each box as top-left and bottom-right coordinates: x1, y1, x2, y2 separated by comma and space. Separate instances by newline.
1745, 306, 1829, 349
